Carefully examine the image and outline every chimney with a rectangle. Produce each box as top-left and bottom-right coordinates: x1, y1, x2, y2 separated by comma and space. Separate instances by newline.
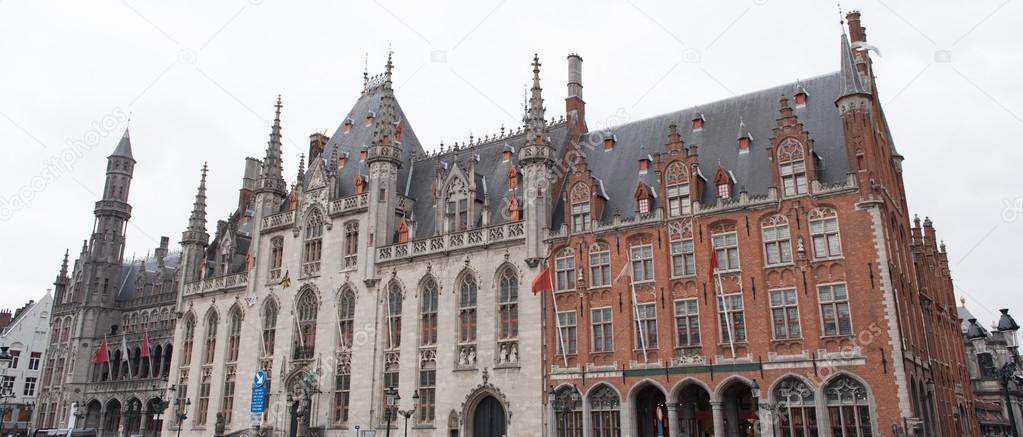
566, 53, 587, 138
309, 133, 329, 161
846, 11, 866, 44
155, 236, 169, 266
238, 157, 261, 213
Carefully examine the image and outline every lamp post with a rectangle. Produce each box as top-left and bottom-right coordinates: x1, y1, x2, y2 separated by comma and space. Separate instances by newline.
996, 308, 1020, 437
383, 387, 399, 437
396, 391, 419, 437
751, 380, 777, 437
171, 397, 190, 437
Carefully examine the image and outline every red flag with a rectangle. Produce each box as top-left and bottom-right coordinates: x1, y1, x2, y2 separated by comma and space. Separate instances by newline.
94, 337, 109, 364
141, 331, 151, 358
707, 238, 718, 281
531, 266, 553, 295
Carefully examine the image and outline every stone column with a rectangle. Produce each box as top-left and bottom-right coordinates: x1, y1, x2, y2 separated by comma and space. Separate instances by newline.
711, 402, 724, 437
666, 402, 679, 437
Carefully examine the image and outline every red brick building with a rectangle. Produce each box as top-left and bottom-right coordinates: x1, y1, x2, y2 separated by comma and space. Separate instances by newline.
540, 12, 976, 437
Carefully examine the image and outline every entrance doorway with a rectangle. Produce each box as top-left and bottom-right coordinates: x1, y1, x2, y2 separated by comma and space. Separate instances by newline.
471, 396, 506, 437
720, 381, 757, 437
677, 384, 713, 437
634, 385, 668, 437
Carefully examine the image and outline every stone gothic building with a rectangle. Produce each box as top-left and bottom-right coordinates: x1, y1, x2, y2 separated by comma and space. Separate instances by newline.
37, 10, 984, 437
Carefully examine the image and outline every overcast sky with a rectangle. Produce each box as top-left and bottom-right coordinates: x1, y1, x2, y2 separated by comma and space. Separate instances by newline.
1, 0, 1020, 326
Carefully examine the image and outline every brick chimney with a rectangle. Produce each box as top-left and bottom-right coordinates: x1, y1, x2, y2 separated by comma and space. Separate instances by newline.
846, 11, 867, 43
566, 53, 587, 139
155, 236, 169, 267
0, 309, 11, 331
309, 133, 329, 161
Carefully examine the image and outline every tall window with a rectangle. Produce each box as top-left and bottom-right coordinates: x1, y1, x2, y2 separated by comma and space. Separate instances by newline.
774, 377, 818, 437
226, 309, 242, 362
419, 281, 438, 346
670, 239, 696, 277
591, 308, 614, 353
635, 303, 658, 349
333, 361, 351, 424
202, 313, 218, 365
221, 366, 236, 425
819, 283, 853, 336
590, 385, 622, 437
458, 276, 477, 344
712, 232, 740, 271
343, 221, 359, 269
262, 302, 277, 357
268, 237, 283, 281
338, 290, 356, 349
554, 386, 583, 437
303, 211, 323, 275
555, 251, 576, 291
778, 139, 809, 196
181, 315, 195, 366
9, 350, 19, 369
570, 183, 591, 232
825, 376, 873, 437
809, 209, 842, 259
674, 299, 700, 347
556, 311, 577, 355
418, 364, 436, 424
589, 244, 611, 288
667, 184, 690, 217
446, 188, 470, 232
717, 293, 746, 343
770, 289, 801, 339
630, 245, 654, 283
385, 284, 402, 350
762, 216, 793, 265
197, 369, 211, 425
498, 270, 519, 340
23, 377, 36, 396
294, 290, 318, 359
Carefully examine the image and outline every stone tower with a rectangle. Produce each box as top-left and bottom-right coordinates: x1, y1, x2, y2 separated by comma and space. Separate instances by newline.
365, 53, 402, 279
518, 54, 555, 262
86, 128, 135, 306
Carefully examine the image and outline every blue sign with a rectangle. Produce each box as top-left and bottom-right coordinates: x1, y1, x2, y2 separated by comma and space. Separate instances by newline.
251, 369, 268, 414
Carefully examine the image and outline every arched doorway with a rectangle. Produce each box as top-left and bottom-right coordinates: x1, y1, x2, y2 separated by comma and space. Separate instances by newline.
104, 399, 122, 435
124, 398, 143, 436
84, 401, 102, 429
634, 385, 667, 437
676, 384, 712, 437
471, 396, 506, 437
144, 398, 163, 437
718, 380, 757, 437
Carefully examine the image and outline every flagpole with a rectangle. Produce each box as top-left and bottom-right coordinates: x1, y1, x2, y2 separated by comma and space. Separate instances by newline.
715, 268, 736, 359
550, 291, 569, 368
616, 264, 648, 363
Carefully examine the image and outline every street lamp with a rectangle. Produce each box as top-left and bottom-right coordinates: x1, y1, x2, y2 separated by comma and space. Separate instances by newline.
383, 387, 399, 437
751, 380, 778, 437
172, 397, 190, 437
397, 390, 419, 437
996, 309, 1020, 437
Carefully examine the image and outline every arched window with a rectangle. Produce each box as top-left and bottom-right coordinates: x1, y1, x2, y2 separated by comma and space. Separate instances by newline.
181, 314, 195, 366
498, 269, 518, 341
445, 176, 471, 232
262, 301, 277, 357
268, 237, 284, 281
809, 208, 842, 259
554, 386, 583, 436
555, 249, 576, 291
226, 308, 242, 362
202, 312, 218, 365
338, 289, 356, 349
343, 221, 359, 269
762, 215, 793, 266
294, 289, 318, 359
303, 210, 324, 275
665, 161, 691, 217
825, 375, 873, 437
419, 280, 438, 347
570, 183, 591, 232
385, 284, 402, 350
773, 377, 818, 436
589, 385, 622, 437
457, 275, 477, 344
778, 138, 808, 196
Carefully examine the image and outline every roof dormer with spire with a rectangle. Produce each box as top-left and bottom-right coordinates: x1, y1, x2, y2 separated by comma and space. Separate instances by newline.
366, 51, 403, 167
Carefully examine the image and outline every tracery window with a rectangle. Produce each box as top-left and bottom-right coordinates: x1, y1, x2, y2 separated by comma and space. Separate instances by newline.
303, 210, 324, 275
498, 269, 518, 340
589, 385, 622, 437
343, 221, 359, 269
458, 275, 477, 344
294, 289, 318, 359
665, 161, 691, 217
809, 208, 842, 259
419, 280, 438, 346
202, 312, 217, 365
762, 215, 793, 266
261, 301, 277, 357
778, 138, 809, 196
226, 308, 242, 362
570, 183, 590, 233
554, 386, 583, 437
385, 284, 402, 350
338, 289, 356, 349
825, 376, 873, 437
774, 377, 819, 437
268, 237, 283, 281
181, 315, 195, 366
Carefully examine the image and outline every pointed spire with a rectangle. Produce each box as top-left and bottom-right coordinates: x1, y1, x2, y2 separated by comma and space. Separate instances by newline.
110, 128, 135, 160
368, 51, 401, 164
257, 96, 287, 196
524, 54, 547, 146
59, 249, 70, 277
838, 33, 866, 97
296, 154, 306, 186
183, 163, 210, 246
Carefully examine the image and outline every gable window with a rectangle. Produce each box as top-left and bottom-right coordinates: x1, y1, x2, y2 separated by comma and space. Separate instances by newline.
446, 197, 470, 232
778, 139, 809, 196
570, 183, 591, 233
634, 303, 658, 349
338, 290, 356, 349
674, 298, 701, 347
385, 284, 402, 350
717, 293, 746, 343
343, 221, 358, 269
591, 307, 614, 353
457, 276, 477, 344
762, 216, 793, 266
712, 232, 740, 271
498, 270, 519, 340
769, 288, 801, 339
818, 283, 852, 336
809, 209, 842, 259
303, 211, 323, 275
294, 290, 318, 359
630, 244, 654, 283
638, 198, 650, 214
419, 280, 438, 346
670, 238, 696, 277
555, 251, 576, 292
717, 182, 730, 199
589, 244, 611, 288
556, 311, 577, 355
667, 183, 691, 217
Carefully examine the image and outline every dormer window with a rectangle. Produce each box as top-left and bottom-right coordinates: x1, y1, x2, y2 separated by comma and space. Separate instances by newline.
343, 118, 354, 134
717, 183, 730, 199
359, 149, 367, 161
713, 167, 732, 200
338, 153, 348, 169
738, 137, 751, 151
778, 139, 808, 196
638, 198, 650, 214
569, 183, 591, 233
638, 158, 650, 174
446, 198, 469, 232
502, 150, 511, 161
665, 161, 691, 217
794, 92, 808, 107
737, 120, 752, 153
692, 114, 705, 131
365, 112, 375, 126
634, 183, 653, 214
603, 133, 616, 151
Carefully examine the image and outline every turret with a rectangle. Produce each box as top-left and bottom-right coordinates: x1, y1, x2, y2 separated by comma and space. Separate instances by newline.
91, 128, 135, 266
366, 51, 403, 278
180, 163, 210, 283
518, 54, 556, 262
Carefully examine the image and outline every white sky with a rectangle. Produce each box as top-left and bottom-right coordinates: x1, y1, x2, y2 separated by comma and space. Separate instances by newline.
1, 0, 1020, 326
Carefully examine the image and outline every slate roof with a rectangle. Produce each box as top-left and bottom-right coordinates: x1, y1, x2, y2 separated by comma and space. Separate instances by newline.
110, 128, 134, 160
114, 252, 180, 302
551, 71, 849, 230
